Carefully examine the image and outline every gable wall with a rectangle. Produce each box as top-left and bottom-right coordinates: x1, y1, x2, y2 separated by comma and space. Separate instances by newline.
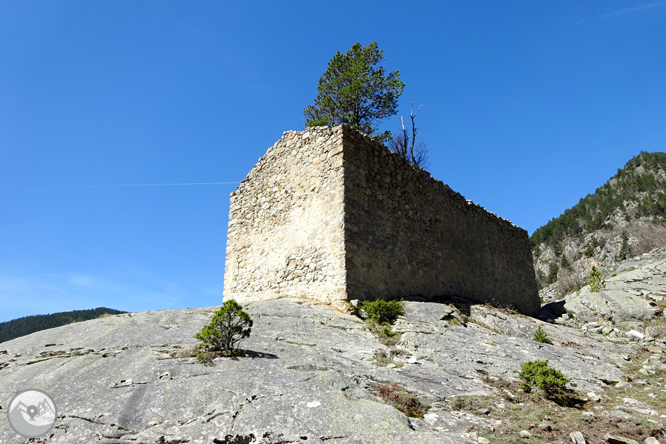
223, 127, 348, 309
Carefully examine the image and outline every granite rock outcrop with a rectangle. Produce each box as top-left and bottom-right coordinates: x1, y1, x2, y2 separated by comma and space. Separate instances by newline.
2, 298, 656, 444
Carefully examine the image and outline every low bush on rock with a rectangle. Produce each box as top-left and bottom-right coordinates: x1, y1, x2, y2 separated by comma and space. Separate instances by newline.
588, 266, 606, 292
359, 299, 404, 345
361, 299, 404, 324
196, 299, 253, 363
519, 360, 570, 396
375, 382, 428, 418
533, 326, 552, 344
451, 359, 664, 444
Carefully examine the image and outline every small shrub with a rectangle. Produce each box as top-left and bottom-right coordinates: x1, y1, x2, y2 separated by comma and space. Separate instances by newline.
359, 300, 404, 345
196, 299, 253, 359
377, 321, 402, 346
361, 300, 404, 324
533, 326, 552, 344
450, 397, 468, 411
376, 383, 428, 418
519, 360, 570, 396
588, 267, 606, 292
196, 351, 214, 365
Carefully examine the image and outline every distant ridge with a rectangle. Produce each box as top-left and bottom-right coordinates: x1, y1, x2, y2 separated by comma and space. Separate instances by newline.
0, 307, 127, 343
531, 151, 666, 299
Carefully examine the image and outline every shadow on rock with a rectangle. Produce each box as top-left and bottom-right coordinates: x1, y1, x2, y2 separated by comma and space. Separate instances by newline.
239, 350, 278, 360
540, 300, 567, 322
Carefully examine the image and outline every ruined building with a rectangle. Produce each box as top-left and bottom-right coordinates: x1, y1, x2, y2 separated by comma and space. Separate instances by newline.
223, 125, 540, 316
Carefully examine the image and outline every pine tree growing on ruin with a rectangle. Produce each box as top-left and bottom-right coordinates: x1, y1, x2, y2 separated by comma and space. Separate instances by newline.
303, 42, 404, 143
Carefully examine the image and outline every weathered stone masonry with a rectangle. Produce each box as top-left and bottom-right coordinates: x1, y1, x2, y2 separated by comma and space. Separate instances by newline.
223, 128, 347, 308
224, 125, 540, 316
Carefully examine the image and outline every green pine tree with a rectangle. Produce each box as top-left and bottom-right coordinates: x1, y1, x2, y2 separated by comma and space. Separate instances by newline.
196, 300, 253, 357
303, 42, 404, 142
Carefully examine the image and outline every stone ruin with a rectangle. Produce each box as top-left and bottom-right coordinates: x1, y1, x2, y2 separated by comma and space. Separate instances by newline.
223, 125, 540, 315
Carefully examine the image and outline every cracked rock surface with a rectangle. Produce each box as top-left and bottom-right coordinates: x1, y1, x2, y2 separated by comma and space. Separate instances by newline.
0, 298, 633, 443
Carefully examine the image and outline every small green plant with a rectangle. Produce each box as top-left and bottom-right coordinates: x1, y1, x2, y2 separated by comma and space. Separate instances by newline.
196, 299, 253, 361
361, 299, 404, 324
533, 326, 552, 344
588, 266, 606, 292
358, 300, 405, 345
450, 397, 466, 411
519, 360, 570, 396
376, 321, 402, 346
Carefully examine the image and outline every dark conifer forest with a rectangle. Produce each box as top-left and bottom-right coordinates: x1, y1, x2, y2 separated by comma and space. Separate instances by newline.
0, 308, 127, 343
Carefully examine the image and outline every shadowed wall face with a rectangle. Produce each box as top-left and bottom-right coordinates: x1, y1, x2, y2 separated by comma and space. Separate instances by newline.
341, 129, 540, 316
224, 126, 539, 316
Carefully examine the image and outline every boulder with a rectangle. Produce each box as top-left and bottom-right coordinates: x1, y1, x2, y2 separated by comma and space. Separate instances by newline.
570, 430, 587, 444
564, 290, 655, 324
606, 435, 640, 444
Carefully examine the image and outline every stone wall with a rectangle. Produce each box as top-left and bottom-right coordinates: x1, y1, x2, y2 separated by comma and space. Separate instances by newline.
223, 127, 348, 309
342, 130, 540, 315
224, 125, 540, 315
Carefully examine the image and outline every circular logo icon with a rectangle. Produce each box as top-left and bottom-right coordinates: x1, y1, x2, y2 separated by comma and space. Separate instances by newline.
7, 389, 57, 438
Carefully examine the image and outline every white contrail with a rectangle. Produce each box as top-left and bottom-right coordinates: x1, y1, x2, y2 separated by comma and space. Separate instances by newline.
7, 182, 241, 195
603, 0, 666, 18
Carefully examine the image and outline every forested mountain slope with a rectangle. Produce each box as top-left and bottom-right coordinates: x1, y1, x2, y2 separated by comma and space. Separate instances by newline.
0, 307, 127, 343
531, 151, 666, 300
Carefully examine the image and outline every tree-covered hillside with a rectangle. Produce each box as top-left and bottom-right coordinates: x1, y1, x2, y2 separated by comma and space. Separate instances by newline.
0, 307, 127, 343
531, 151, 666, 298
531, 152, 666, 249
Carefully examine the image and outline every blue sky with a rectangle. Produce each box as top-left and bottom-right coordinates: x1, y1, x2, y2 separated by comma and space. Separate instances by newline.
1, 1, 665, 322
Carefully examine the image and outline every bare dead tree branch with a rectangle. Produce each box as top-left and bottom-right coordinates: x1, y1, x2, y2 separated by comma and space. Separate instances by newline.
389, 102, 429, 168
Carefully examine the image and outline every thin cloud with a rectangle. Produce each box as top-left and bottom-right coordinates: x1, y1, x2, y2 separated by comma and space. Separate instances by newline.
602, 0, 666, 18
574, 1, 665, 24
